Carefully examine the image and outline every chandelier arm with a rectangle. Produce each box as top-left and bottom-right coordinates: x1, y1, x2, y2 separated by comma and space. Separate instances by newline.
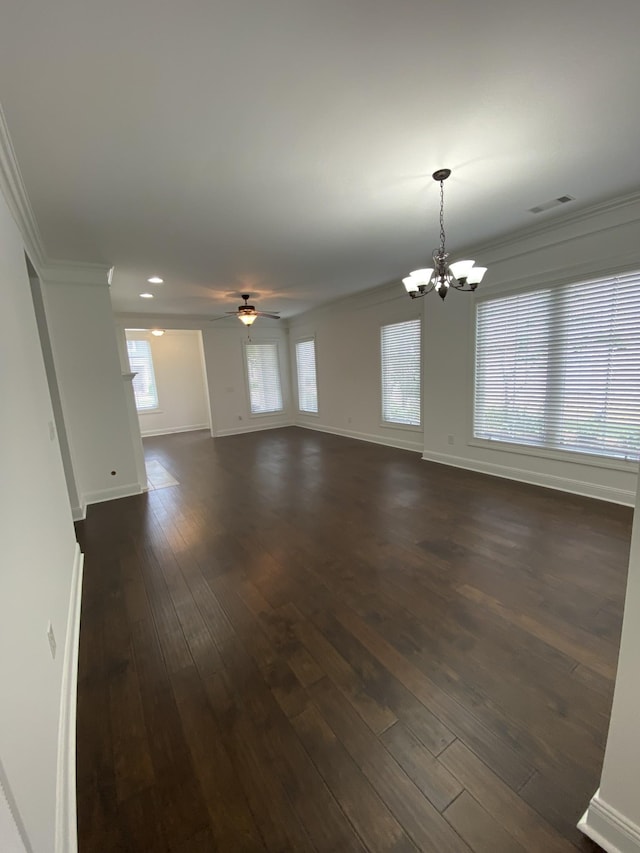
408, 281, 436, 299
450, 279, 478, 292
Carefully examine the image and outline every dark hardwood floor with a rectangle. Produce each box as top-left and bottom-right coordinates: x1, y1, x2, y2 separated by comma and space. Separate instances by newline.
75, 427, 633, 852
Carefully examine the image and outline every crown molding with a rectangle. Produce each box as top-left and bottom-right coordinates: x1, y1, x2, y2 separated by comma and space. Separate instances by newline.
0, 102, 110, 285
115, 311, 227, 329
0, 103, 48, 270
114, 311, 294, 330
38, 260, 112, 286
462, 188, 640, 262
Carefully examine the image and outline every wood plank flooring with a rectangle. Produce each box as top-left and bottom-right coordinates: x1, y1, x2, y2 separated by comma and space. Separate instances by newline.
75, 427, 633, 852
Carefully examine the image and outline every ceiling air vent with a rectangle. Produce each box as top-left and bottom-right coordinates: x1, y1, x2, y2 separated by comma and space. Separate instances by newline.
529, 195, 575, 214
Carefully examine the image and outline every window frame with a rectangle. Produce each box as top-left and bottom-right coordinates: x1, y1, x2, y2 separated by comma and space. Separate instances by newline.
294, 336, 319, 416
125, 334, 161, 414
243, 339, 285, 418
379, 317, 423, 431
470, 274, 640, 472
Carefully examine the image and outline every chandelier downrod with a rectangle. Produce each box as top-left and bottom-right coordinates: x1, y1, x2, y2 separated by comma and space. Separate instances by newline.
402, 168, 486, 301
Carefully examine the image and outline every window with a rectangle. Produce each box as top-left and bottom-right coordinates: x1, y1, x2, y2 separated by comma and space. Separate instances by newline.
246, 343, 283, 414
295, 339, 318, 413
474, 271, 640, 461
126, 338, 159, 411
381, 319, 421, 426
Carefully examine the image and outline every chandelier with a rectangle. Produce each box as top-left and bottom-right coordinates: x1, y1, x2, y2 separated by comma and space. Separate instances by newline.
403, 169, 486, 300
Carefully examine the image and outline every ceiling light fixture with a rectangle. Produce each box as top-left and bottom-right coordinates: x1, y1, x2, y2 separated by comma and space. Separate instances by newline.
238, 313, 257, 326
151, 329, 165, 336
403, 169, 487, 301
139, 292, 154, 298
147, 276, 164, 284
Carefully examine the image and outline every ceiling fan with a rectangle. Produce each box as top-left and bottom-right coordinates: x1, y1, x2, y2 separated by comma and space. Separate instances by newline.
210, 294, 281, 326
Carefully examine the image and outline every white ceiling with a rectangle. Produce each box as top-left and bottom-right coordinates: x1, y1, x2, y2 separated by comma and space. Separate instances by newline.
1, 0, 640, 318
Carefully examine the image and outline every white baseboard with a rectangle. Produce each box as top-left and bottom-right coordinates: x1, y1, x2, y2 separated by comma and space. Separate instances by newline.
421, 450, 636, 506
140, 423, 209, 437
55, 544, 84, 853
82, 482, 142, 509
296, 421, 423, 453
214, 420, 294, 437
578, 789, 640, 853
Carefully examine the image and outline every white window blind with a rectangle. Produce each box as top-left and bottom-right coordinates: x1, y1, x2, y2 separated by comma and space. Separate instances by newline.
295, 339, 318, 413
474, 272, 640, 461
126, 338, 159, 411
246, 343, 283, 414
381, 319, 421, 426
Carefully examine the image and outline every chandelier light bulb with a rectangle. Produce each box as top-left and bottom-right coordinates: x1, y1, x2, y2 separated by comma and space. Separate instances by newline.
448, 260, 475, 280
467, 266, 487, 285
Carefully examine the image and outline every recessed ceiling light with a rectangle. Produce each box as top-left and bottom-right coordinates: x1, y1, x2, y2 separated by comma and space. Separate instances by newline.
151, 329, 165, 336
139, 292, 154, 298
147, 276, 164, 284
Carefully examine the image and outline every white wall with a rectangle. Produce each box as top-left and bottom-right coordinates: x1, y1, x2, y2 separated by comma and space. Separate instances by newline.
41, 275, 141, 516
578, 469, 640, 852
289, 193, 640, 504
29, 275, 80, 514
116, 314, 293, 438
0, 184, 78, 851
125, 329, 209, 436
288, 288, 424, 452
420, 195, 640, 505
202, 322, 293, 436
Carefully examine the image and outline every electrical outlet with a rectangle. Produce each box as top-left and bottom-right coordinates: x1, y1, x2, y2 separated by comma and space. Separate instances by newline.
47, 622, 57, 659
238, 414, 243, 421
347, 416, 352, 424
447, 434, 455, 446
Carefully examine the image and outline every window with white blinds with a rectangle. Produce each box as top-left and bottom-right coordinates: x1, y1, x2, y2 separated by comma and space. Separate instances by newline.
381, 319, 421, 426
295, 339, 318, 413
474, 271, 640, 461
246, 343, 284, 414
126, 338, 159, 411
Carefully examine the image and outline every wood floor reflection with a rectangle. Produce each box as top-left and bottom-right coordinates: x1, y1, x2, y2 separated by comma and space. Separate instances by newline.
75, 427, 629, 852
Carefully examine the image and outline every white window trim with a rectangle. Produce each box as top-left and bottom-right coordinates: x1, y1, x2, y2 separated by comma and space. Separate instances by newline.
469, 272, 640, 469
467, 436, 638, 473
295, 336, 320, 417
242, 339, 285, 418
379, 317, 423, 431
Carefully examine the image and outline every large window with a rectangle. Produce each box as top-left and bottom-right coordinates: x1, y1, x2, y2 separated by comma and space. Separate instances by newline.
126, 338, 159, 411
246, 343, 284, 414
381, 319, 421, 426
295, 339, 318, 413
474, 271, 640, 461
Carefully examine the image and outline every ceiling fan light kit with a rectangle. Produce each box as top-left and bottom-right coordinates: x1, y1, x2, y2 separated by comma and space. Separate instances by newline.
239, 311, 257, 326
403, 169, 487, 301
210, 294, 281, 326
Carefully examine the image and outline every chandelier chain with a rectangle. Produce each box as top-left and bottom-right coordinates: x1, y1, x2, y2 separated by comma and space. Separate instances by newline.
439, 179, 446, 256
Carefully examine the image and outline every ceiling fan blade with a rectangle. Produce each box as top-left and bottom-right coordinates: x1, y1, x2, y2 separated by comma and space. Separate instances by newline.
256, 312, 281, 319
208, 314, 234, 322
